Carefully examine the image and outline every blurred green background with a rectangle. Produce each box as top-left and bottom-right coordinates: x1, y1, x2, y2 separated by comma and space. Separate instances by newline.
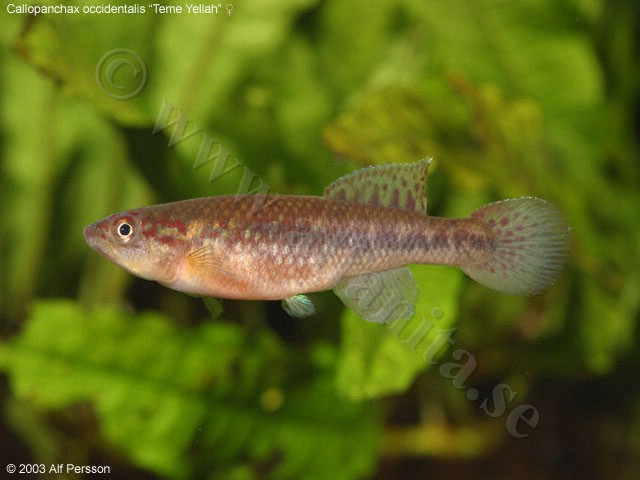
1, 0, 639, 479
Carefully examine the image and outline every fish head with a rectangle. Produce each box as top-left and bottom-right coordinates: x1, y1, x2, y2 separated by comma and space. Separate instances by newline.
83, 209, 187, 284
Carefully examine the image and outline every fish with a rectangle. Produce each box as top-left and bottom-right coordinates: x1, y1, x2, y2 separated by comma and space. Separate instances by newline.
83, 159, 570, 323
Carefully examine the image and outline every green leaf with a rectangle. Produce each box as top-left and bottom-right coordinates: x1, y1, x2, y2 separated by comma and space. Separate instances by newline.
335, 265, 463, 401
3, 300, 381, 479
323, 86, 440, 166
1, 14, 153, 316
578, 277, 640, 374
14, 10, 154, 125
334, 171, 485, 401
1, 61, 60, 320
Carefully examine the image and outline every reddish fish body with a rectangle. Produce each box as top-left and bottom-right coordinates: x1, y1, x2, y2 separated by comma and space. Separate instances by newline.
85, 195, 489, 298
84, 160, 569, 323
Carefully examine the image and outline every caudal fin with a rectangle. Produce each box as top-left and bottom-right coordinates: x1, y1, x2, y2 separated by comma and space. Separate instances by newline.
461, 197, 570, 295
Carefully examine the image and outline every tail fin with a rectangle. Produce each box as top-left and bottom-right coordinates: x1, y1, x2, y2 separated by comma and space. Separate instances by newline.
462, 197, 570, 295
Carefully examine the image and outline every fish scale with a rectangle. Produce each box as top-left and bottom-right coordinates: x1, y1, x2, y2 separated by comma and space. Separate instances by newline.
84, 159, 570, 323
177, 195, 488, 282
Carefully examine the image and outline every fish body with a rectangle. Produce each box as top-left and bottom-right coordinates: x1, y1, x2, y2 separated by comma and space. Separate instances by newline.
84, 160, 569, 323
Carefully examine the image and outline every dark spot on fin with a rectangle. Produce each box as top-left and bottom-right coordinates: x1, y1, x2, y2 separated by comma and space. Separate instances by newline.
333, 267, 418, 324
463, 197, 570, 295
323, 158, 431, 213
282, 294, 316, 318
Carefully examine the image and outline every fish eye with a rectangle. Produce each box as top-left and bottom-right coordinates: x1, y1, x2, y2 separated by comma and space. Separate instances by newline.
118, 223, 132, 236
115, 218, 135, 241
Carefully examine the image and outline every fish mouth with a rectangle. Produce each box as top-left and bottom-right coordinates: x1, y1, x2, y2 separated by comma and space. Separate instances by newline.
83, 224, 99, 247
83, 223, 114, 261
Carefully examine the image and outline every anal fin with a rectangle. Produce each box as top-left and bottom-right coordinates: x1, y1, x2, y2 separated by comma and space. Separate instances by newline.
334, 267, 418, 324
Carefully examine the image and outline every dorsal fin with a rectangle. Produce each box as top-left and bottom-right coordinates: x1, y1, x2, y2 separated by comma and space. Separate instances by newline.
323, 158, 431, 213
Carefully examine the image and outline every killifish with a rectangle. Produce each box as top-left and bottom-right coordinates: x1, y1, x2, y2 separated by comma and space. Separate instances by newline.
84, 160, 569, 323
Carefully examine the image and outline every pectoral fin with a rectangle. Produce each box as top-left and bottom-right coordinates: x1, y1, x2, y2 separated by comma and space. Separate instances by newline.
186, 245, 242, 283
334, 267, 418, 324
188, 245, 227, 267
